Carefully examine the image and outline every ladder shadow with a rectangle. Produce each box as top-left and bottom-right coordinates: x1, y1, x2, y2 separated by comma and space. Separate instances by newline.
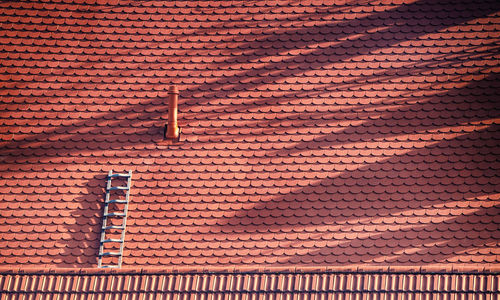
55, 174, 105, 268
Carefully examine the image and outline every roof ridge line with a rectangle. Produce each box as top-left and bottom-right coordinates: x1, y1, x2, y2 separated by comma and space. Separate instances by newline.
2, 265, 499, 275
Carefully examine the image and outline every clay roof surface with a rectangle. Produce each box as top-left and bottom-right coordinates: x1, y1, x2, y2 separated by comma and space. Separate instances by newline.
1, 267, 499, 298
0, 0, 499, 269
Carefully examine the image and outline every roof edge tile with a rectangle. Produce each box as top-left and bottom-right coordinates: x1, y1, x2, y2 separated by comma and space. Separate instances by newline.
1, 265, 499, 275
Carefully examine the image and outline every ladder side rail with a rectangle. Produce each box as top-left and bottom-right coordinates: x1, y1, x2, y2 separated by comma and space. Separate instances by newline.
98, 170, 114, 268
117, 170, 132, 267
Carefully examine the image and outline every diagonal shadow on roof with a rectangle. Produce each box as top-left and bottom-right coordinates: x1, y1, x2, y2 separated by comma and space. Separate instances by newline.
0, 0, 499, 267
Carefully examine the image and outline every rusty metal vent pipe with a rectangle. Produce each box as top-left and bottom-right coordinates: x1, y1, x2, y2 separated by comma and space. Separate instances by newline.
164, 85, 180, 141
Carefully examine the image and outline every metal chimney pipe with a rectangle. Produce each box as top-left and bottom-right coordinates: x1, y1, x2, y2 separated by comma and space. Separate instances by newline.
165, 86, 179, 140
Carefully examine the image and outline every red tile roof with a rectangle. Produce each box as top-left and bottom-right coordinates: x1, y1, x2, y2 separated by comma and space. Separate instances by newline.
0, 0, 499, 269
1, 267, 499, 297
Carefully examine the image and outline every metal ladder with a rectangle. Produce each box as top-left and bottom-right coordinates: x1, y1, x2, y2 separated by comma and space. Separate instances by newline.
98, 170, 132, 268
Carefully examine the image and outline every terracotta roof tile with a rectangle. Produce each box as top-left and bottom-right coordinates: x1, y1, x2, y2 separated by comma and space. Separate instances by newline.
0, 0, 499, 269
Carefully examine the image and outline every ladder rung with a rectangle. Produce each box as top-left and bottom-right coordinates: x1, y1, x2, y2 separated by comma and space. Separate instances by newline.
99, 252, 122, 256
108, 173, 131, 178
102, 225, 125, 230
106, 199, 128, 204
104, 212, 126, 217
101, 239, 123, 243
108, 186, 129, 191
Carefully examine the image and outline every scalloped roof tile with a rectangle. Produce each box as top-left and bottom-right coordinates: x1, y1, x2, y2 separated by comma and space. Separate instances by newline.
0, 0, 499, 270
